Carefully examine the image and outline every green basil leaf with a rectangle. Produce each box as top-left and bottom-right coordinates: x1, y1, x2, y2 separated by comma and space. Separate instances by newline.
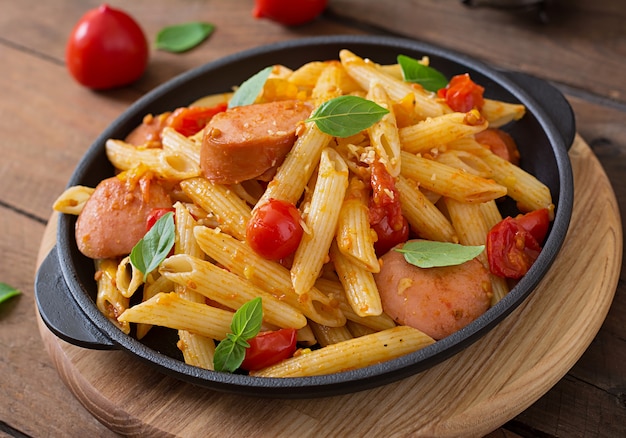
396, 240, 485, 268
0, 282, 20, 305
228, 66, 273, 108
130, 212, 175, 281
155, 22, 215, 53
231, 296, 263, 339
397, 54, 448, 92
213, 334, 247, 373
306, 95, 390, 138
214, 297, 263, 372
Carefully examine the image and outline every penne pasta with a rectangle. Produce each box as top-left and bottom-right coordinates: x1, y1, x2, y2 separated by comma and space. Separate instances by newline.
366, 82, 402, 176
94, 258, 130, 334
291, 148, 349, 296
251, 326, 435, 377
52, 185, 94, 215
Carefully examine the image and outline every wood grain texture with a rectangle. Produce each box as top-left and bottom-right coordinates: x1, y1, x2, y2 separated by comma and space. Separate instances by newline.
34, 137, 622, 438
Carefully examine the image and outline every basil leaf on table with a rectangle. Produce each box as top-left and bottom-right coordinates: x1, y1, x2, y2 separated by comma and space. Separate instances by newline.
397, 54, 448, 92
228, 66, 273, 108
130, 212, 175, 281
155, 22, 215, 53
0, 282, 20, 306
396, 240, 485, 268
214, 297, 264, 372
306, 95, 390, 138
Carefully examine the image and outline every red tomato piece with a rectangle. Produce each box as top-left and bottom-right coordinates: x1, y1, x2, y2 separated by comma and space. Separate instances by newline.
146, 207, 175, 232
165, 103, 228, 137
66, 4, 148, 90
486, 216, 543, 279
437, 74, 485, 113
240, 328, 298, 371
252, 0, 328, 26
246, 199, 304, 260
514, 208, 550, 244
369, 161, 409, 255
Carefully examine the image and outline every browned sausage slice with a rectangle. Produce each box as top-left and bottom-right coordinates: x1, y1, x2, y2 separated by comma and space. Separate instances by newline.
374, 241, 492, 340
200, 100, 312, 184
75, 175, 172, 259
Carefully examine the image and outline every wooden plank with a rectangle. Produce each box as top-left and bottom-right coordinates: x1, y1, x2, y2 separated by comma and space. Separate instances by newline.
0, 210, 117, 437
329, 0, 626, 105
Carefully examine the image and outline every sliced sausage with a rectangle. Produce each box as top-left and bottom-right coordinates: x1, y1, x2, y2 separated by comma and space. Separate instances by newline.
75, 175, 172, 259
374, 241, 492, 340
200, 100, 312, 184
124, 112, 171, 147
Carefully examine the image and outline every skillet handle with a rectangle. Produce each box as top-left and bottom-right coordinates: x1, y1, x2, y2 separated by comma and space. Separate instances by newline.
35, 247, 116, 350
501, 70, 577, 150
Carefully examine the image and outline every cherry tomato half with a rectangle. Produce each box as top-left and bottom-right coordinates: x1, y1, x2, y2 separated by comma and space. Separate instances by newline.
252, 0, 328, 26
369, 161, 409, 255
165, 103, 228, 137
66, 4, 148, 90
486, 215, 543, 279
437, 73, 485, 113
246, 199, 304, 260
240, 328, 298, 371
146, 207, 175, 232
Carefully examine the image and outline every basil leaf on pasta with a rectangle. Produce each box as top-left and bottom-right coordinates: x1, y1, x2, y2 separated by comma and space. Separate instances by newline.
130, 212, 175, 281
306, 95, 389, 138
229, 66, 273, 108
398, 54, 448, 92
396, 240, 484, 268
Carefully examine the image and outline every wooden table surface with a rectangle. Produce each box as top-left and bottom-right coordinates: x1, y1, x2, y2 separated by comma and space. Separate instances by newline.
1, 1, 624, 437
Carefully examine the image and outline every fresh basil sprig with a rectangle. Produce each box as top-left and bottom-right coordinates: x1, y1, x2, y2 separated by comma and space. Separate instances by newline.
396, 240, 484, 268
306, 95, 389, 138
214, 297, 263, 372
228, 66, 273, 108
155, 22, 215, 53
0, 282, 20, 306
130, 212, 175, 281
397, 54, 448, 92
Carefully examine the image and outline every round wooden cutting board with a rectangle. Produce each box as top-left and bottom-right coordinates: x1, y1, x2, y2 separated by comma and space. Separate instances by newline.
35, 136, 622, 438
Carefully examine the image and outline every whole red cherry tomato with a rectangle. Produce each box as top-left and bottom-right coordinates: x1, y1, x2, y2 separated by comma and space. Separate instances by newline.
240, 328, 298, 371
252, 0, 328, 26
437, 73, 485, 113
486, 209, 550, 279
369, 161, 409, 255
246, 199, 304, 260
66, 4, 148, 89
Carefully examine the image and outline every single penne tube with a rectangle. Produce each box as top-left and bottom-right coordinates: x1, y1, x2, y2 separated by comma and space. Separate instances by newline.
346, 320, 377, 337
287, 60, 327, 88
160, 254, 307, 329
251, 326, 435, 377
366, 82, 402, 176
115, 255, 144, 298
180, 177, 251, 240
94, 258, 130, 334
400, 151, 507, 203
339, 49, 446, 119
174, 201, 204, 259
105, 139, 200, 180
177, 327, 216, 370
52, 185, 94, 215
330, 241, 383, 317
136, 271, 175, 340
480, 152, 554, 216
118, 292, 234, 340
335, 177, 380, 273
435, 150, 494, 178
399, 110, 488, 154
395, 176, 458, 243
479, 199, 504, 229
291, 148, 349, 296
314, 277, 397, 331
193, 226, 346, 327
308, 321, 354, 347
481, 98, 526, 128
161, 127, 202, 165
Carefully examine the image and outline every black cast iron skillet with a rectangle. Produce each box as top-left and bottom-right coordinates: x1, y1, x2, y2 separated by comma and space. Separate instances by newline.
35, 35, 575, 398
